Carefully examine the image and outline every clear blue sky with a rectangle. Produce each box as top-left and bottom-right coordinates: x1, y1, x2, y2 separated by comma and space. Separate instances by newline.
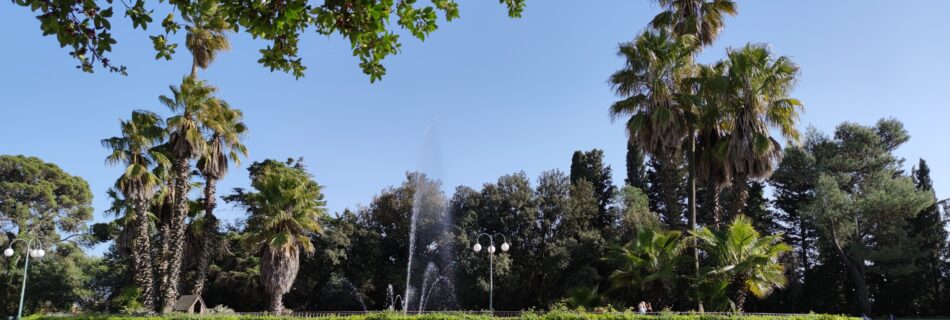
2, 1, 949, 242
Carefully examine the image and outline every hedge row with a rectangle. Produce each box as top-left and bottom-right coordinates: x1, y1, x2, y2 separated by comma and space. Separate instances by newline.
26, 312, 857, 320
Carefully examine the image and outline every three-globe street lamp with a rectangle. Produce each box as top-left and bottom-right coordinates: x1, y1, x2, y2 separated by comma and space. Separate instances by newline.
3, 234, 46, 320
472, 232, 510, 311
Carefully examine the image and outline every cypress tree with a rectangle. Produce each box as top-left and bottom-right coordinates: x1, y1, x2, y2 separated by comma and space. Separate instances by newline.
646, 153, 687, 230
570, 149, 617, 231
625, 139, 648, 191
906, 159, 948, 315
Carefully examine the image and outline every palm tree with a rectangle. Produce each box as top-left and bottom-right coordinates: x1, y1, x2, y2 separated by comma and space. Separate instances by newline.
193, 103, 248, 295
103, 188, 134, 254
651, 0, 737, 47
184, 0, 231, 78
565, 286, 605, 310
102, 110, 168, 309
718, 44, 802, 217
610, 29, 714, 309
609, 29, 697, 229
157, 77, 221, 312
605, 227, 684, 308
236, 159, 326, 314
692, 62, 732, 228
650, 0, 737, 311
694, 215, 792, 310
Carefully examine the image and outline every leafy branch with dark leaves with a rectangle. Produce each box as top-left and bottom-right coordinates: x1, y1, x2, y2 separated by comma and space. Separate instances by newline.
11, 0, 527, 81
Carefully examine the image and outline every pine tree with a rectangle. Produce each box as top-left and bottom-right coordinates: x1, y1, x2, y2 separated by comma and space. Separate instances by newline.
767, 145, 820, 312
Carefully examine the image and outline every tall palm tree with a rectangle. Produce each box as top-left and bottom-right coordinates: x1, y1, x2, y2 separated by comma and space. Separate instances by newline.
694, 215, 792, 310
193, 103, 248, 295
718, 44, 802, 217
692, 62, 732, 228
184, 0, 231, 78
631, 0, 736, 310
610, 29, 714, 309
605, 227, 684, 308
651, 0, 737, 47
101, 110, 168, 309
609, 29, 697, 229
157, 77, 220, 312
236, 160, 326, 314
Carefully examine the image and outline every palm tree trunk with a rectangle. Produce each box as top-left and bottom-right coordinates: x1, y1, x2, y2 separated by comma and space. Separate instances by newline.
687, 137, 703, 312
191, 55, 199, 79
709, 182, 723, 229
132, 198, 156, 310
160, 158, 191, 313
733, 282, 749, 311
270, 291, 285, 314
731, 174, 749, 218
193, 177, 218, 295
261, 244, 299, 315
155, 181, 174, 311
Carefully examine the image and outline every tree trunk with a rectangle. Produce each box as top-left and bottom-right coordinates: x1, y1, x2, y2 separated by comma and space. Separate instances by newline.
734, 286, 748, 312
160, 158, 191, 313
132, 198, 156, 310
687, 137, 703, 312
842, 255, 871, 315
709, 182, 723, 230
799, 219, 810, 284
193, 177, 218, 295
155, 181, 174, 311
191, 56, 198, 79
270, 292, 285, 314
830, 229, 871, 315
731, 174, 749, 218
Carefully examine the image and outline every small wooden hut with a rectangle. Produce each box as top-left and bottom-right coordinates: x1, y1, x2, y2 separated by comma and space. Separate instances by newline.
172, 295, 207, 314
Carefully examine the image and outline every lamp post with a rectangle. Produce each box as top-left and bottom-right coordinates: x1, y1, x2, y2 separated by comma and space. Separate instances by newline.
472, 232, 510, 311
3, 235, 46, 320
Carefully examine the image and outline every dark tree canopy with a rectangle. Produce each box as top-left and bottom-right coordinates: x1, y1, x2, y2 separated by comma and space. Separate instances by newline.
625, 139, 648, 192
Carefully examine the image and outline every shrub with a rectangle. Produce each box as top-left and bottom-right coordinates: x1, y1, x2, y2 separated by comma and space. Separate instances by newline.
26, 312, 857, 320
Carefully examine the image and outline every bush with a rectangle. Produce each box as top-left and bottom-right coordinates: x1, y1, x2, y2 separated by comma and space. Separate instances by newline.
209, 306, 237, 315
26, 312, 857, 320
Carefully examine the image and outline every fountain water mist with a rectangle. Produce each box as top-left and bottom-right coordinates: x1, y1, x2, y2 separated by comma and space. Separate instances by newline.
386, 284, 404, 311
402, 179, 421, 312
418, 262, 458, 312
338, 278, 368, 311
401, 123, 456, 313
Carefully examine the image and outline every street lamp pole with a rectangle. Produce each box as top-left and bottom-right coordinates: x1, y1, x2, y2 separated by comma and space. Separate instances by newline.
472, 232, 510, 312
4, 236, 46, 320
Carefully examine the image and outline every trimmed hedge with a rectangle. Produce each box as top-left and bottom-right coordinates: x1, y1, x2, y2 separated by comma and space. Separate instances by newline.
26, 312, 857, 320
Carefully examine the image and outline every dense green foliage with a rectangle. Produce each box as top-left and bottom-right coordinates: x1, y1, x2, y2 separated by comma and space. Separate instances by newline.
8, 0, 526, 79
0, 155, 94, 237
26, 313, 857, 320
0, 155, 103, 315
4, 0, 950, 318
226, 159, 328, 313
